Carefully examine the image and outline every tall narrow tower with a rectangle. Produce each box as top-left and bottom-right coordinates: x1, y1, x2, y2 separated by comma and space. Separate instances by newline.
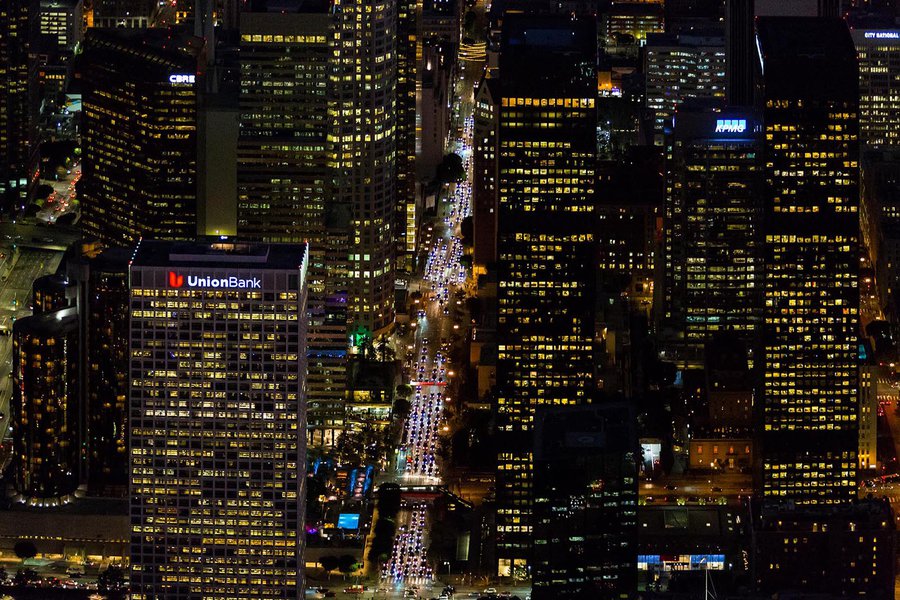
330, 0, 398, 334
757, 17, 860, 506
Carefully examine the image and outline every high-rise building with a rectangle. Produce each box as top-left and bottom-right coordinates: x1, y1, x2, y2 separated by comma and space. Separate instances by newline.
0, 0, 34, 209
644, 31, 726, 144
532, 404, 638, 599
331, 0, 397, 334
395, 0, 418, 273
660, 104, 762, 366
39, 0, 82, 51
494, 15, 597, 575
91, 0, 155, 28
757, 17, 860, 506
473, 75, 499, 275
11, 301, 79, 505
851, 28, 900, 149
237, 4, 348, 447
79, 247, 131, 497
725, 0, 753, 106
81, 28, 202, 246
129, 239, 309, 599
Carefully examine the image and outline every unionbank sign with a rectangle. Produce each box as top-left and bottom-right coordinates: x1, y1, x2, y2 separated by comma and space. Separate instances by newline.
168, 271, 262, 289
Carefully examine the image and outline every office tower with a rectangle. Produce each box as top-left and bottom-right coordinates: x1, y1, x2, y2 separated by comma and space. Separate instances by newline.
129, 240, 309, 599
532, 404, 637, 599
91, 0, 155, 27
395, 0, 418, 273
606, 1, 664, 42
660, 105, 762, 366
755, 501, 895, 596
0, 0, 34, 209
11, 302, 79, 505
331, 0, 397, 334
81, 28, 202, 246
757, 18, 860, 506
644, 31, 726, 144
39, 0, 82, 50
852, 28, 900, 148
80, 248, 131, 497
726, 0, 753, 106
859, 342, 877, 472
494, 15, 597, 575
237, 5, 347, 447
473, 75, 498, 275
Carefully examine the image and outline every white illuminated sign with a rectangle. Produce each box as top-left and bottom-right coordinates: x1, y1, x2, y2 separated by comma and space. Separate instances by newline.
864, 31, 900, 39
168, 74, 196, 84
715, 119, 747, 133
168, 271, 261, 289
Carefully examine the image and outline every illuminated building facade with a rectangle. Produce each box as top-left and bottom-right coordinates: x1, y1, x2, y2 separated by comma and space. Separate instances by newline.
606, 1, 664, 43
237, 6, 348, 448
81, 28, 201, 246
644, 32, 726, 145
495, 15, 597, 575
396, 0, 418, 273
756, 18, 860, 506
129, 240, 309, 599
661, 105, 762, 365
39, 0, 82, 50
0, 0, 33, 208
11, 305, 80, 505
851, 29, 900, 148
331, 0, 397, 334
532, 404, 637, 599
473, 75, 498, 274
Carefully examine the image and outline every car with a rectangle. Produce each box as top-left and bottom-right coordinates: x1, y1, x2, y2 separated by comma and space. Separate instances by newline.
665, 484, 677, 490
344, 585, 365, 594
712, 486, 723, 492
483, 589, 497, 595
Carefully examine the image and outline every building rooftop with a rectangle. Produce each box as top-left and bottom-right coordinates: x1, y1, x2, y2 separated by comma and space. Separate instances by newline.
131, 238, 307, 271
756, 17, 858, 99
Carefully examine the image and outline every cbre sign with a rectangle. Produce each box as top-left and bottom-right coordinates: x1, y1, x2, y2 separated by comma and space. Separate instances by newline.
168, 74, 196, 84
715, 118, 747, 133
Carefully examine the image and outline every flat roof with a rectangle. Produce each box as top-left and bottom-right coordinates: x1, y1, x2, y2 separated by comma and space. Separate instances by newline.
130, 238, 307, 271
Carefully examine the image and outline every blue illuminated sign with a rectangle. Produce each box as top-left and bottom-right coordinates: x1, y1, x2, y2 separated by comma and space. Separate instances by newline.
338, 513, 360, 529
864, 31, 900, 39
715, 119, 747, 133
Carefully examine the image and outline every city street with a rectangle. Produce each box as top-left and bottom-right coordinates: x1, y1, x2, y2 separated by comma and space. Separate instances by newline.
379, 59, 477, 595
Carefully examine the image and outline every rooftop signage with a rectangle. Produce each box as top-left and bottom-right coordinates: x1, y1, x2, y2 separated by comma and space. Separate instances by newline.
168, 271, 261, 289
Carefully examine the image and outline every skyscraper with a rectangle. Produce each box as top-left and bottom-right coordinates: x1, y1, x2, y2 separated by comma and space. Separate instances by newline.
661, 104, 762, 366
331, 0, 397, 334
80, 247, 131, 497
81, 28, 202, 246
0, 0, 34, 209
129, 239, 309, 599
494, 15, 597, 575
395, 0, 419, 273
532, 404, 638, 599
757, 17, 860, 506
11, 274, 79, 505
644, 31, 726, 145
91, 0, 155, 27
237, 4, 348, 447
851, 28, 900, 149
725, 0, 754, 106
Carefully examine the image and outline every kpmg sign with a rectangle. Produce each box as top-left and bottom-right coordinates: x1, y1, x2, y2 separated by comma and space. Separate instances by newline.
715, 119, 747, 133
864, 31, 900, 39
168, 74, 196, 84
168, 271, 262, 289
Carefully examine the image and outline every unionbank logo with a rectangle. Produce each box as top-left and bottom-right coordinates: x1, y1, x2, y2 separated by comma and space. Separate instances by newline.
167, 271, 262, 289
